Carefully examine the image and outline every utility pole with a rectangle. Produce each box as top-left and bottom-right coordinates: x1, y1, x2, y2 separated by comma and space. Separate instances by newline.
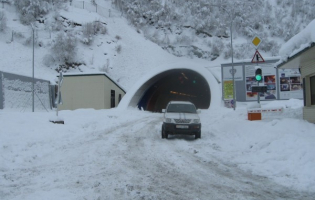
230, 16, 235, 110
216, 3, 236, 110
31, 23, 35, 112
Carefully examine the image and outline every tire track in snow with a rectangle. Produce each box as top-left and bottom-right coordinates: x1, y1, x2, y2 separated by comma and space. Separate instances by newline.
95, 114, 315, 200
2, 113, 314, 200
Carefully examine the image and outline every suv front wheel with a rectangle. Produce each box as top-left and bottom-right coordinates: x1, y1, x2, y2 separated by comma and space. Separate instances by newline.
195, 131, 201, 139
161, 125, 168, 139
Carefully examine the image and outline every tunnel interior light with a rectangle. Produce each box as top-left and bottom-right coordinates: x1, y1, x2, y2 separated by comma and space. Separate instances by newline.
181, 73, 188, 80
170, 91, 196, 97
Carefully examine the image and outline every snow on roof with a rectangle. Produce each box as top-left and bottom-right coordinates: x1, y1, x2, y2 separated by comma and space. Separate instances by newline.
62, 72, 110, 76
221, 57, 280, 66
279, 19, 315, 62
168, 101, 194, 105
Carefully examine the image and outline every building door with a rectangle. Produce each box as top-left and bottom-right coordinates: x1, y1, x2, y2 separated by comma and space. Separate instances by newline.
311, 75, 315, 105
111, 90, 115, 108
118, 94, 122, 103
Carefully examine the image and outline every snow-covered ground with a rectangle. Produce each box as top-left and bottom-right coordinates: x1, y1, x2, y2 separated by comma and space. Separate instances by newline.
1, 100, 315, 199
1, 1, 315, 199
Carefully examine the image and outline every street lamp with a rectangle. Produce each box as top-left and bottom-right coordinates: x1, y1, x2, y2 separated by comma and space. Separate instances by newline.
229, 16, 236, 110
30, 23, 35, 112
214, 3, 236, 110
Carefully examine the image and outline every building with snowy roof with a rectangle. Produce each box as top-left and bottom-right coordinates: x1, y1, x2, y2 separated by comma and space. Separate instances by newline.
58, 73, 125, 111
277, 19, 315, 123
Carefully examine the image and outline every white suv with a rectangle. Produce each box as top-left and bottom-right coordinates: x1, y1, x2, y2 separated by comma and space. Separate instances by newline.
162, 101, 201, 139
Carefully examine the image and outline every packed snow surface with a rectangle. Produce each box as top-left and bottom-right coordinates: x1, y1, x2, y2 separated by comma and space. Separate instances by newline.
1, 100, 315, 199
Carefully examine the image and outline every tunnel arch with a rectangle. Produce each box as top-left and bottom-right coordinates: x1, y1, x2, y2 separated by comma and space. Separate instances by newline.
117, 64, 221, 111
137, 69, 210, 112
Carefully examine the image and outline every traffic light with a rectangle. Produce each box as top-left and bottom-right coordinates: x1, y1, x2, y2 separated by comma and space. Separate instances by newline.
255, 68, 262, 82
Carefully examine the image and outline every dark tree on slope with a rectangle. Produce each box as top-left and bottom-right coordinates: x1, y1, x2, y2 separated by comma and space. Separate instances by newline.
51, 32, 77, 64
113, 0, 315, 59
13, 0, 51, 24
13, 0, 67, 25
0, 11, 7, 32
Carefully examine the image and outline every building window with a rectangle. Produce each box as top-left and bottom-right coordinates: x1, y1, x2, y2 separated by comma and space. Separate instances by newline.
118, 94, 122, 103
111, 90, 115, 108
311, 75, 315, 105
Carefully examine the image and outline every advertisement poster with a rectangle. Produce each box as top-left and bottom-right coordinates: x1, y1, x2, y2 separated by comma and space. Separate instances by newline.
279, 69, 303, 99
245, 76, 258, 100
245, 64, 277, 101
223, 80, 234, 100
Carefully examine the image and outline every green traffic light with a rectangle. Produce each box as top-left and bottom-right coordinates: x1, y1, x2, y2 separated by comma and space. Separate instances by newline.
255, 68, 262, 82
255, 74, 262, 81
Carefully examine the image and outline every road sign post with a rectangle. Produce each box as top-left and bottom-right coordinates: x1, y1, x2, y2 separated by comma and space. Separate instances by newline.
50, 72, 65, 124
55, 72, 63, 117
251, 36, 265, 105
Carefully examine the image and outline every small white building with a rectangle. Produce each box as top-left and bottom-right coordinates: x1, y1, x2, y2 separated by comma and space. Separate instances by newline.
58, 73, 125, 111
277, 19, 315, 123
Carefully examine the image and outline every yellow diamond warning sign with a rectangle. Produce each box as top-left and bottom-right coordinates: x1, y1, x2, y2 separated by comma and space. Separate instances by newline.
252, 36, 261, 47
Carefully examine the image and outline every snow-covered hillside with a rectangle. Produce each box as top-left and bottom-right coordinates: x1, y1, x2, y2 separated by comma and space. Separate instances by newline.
1, 0, 314, 87
0, 0, 219, 89
1, 1, 315, 199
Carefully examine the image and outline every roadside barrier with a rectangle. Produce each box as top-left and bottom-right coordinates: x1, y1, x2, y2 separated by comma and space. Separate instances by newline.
247, 107, 283, 121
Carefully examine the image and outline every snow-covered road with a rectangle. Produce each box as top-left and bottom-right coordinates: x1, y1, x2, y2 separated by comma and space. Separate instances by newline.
1, 105, 314, 200
98, 116, 312, 200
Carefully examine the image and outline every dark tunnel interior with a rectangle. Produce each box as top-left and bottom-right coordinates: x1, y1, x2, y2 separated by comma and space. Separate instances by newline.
137, 69, 211, 112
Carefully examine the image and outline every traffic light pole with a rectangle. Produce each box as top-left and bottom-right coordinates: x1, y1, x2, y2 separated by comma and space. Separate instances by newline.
251, 36, 264, 107
258, 88, 260, 104
256, 49, 260, 104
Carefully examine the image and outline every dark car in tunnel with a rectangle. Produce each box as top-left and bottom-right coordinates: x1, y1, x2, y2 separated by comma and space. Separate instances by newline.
161, 101, 201, 139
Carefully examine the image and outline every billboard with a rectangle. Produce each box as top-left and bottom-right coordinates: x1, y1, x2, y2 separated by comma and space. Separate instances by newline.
279, 69, 303, 99
245, 64, 277, 101
221, 60, 303, 103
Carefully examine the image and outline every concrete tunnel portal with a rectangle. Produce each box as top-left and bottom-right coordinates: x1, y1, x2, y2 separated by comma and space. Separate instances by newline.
137, 69, 211, 112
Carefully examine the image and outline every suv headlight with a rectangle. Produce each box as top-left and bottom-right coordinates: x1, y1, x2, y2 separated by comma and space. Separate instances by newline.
165, 118, 172, 123
193, 119, 200, 123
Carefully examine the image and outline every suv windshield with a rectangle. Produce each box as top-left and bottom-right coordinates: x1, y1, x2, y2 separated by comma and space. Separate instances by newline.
167, 104, 197, 113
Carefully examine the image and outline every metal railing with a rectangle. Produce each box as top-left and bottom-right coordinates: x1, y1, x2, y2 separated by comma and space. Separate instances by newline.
72, 1, 118, 18
0, 71, 52, 111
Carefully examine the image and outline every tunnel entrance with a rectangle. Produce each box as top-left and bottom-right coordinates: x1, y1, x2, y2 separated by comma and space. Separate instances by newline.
137, 69, 210, 112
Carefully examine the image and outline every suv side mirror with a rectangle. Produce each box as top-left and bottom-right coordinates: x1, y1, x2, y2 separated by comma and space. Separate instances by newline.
162, 109, 166, 113
197, 109, 201, 114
